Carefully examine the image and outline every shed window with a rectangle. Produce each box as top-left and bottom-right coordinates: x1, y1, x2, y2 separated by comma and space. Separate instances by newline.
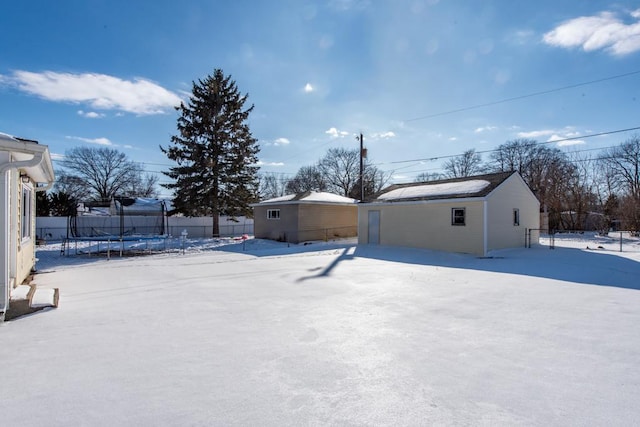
513, 208, 520, 226
267, 209, 280, 220
451, 208, 465, 226
22, 185, 32, 240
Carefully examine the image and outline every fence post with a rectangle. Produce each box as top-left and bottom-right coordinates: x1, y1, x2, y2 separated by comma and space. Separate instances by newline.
620, 231, 623, 253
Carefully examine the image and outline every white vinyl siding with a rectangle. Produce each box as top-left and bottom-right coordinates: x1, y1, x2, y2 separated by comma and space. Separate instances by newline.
358, 200, 485, 255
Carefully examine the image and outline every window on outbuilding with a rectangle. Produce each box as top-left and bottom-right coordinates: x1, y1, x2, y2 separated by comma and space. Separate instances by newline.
513, 208, 520, 226
267, 209, 280, 220
451, 208, 465, 226
22, 185, 32, 240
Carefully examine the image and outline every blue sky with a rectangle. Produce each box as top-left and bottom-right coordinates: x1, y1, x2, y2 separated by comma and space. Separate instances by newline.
2, 0, 640, 195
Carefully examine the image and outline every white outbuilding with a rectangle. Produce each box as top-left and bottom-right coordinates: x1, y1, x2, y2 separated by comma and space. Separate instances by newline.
358, 171, 540, 256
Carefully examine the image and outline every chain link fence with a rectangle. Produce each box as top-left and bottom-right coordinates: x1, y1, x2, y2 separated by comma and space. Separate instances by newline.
36, 216, 254, 242
538, 230, 640, 253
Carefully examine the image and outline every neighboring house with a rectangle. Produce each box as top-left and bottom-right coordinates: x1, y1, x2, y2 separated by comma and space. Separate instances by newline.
252, 191, 358, 243
1, 133, 55, 320
358, 171, 539, 256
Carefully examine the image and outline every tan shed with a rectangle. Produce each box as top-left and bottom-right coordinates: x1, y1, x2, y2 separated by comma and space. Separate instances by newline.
358, 171, 539, 256
251, 191, 358, 243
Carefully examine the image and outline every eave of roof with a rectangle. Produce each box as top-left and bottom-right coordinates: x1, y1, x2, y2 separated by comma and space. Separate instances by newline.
0, 132, 55, 184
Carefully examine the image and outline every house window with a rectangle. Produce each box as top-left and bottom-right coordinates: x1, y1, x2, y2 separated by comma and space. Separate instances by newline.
451, 208, 465, 226
22, 185, 32, 240
267, 209, 280, 220
513, 208, 520, 226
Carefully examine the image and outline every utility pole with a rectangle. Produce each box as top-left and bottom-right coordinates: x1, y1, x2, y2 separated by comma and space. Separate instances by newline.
359, 132, 364, 201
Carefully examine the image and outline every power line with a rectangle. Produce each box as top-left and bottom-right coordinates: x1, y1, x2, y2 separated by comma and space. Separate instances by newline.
404, 70, 640, 122
383, 125, 640, 165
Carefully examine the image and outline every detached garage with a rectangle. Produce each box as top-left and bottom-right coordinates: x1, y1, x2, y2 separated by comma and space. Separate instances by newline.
358, 171, 539, 256
252, 191, 358, 243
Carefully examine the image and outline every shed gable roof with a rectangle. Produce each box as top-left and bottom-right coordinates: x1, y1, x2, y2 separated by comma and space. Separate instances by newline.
371, 171, 516, 203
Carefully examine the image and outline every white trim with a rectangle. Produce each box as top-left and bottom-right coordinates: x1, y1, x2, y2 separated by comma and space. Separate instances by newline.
266, 209, 281, 220
0, 170, 9, 317
451, 207, 466, 226
483, 200, 488, 256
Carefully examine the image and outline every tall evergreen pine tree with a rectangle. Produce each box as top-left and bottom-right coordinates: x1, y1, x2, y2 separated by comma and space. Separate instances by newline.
161, 69, 260, 236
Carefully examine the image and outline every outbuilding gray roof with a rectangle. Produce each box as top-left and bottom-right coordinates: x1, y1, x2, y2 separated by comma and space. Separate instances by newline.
369, 171, 516, 203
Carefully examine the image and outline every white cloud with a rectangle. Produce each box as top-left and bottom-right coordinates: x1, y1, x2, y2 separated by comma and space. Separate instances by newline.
325, 127, 350, 139
77, 110, 105, 119
548, 134, 585, 146
274, 137, 290, 146
304, 83, 314, 93
449, 137, 457, 141
474, 126, 498, 133
370, 131, 396, 140
516, 129, 555, 138
3, 70, 182, 115
256, 161, 285, 167
50, 152, 65, 161
543, 10, 640, 55
517, 128, 585, 146
66, 135, 113, 146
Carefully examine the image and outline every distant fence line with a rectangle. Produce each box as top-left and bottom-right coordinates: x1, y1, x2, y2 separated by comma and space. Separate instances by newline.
36, 216, 254, 240
540, 230, 640, 253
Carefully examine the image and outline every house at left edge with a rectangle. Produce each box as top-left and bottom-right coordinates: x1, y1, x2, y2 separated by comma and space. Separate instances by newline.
1, 132, 56, 321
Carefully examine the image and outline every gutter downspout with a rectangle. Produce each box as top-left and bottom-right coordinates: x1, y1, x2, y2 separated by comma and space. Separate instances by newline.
0, 152, 45, 319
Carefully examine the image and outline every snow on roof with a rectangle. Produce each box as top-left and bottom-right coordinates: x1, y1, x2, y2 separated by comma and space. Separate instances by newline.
260, 194, 297, 203
303, 192, 357, 203
378, 179, 491, 201
260, 192, 357, 204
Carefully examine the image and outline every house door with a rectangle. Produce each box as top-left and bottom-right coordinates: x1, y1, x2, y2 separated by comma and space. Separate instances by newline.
367, 210, 380, 244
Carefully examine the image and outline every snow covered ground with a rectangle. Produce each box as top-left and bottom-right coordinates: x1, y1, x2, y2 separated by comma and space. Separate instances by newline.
1, 234, 639, 426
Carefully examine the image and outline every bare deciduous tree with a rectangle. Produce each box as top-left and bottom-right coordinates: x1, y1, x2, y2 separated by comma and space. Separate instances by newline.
414, 172, 443, 182
489, 139, 538, 174
601, 135, 640, 232
442, 149, 484, 178
259, 173, 289, 200
284, 165, 327, 195
317, 148, 360, 197
57, 146, 157, 203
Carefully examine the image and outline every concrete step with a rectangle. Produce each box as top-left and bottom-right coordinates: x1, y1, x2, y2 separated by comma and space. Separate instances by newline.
31, 288, 59, 309
5, 283, 59, 321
